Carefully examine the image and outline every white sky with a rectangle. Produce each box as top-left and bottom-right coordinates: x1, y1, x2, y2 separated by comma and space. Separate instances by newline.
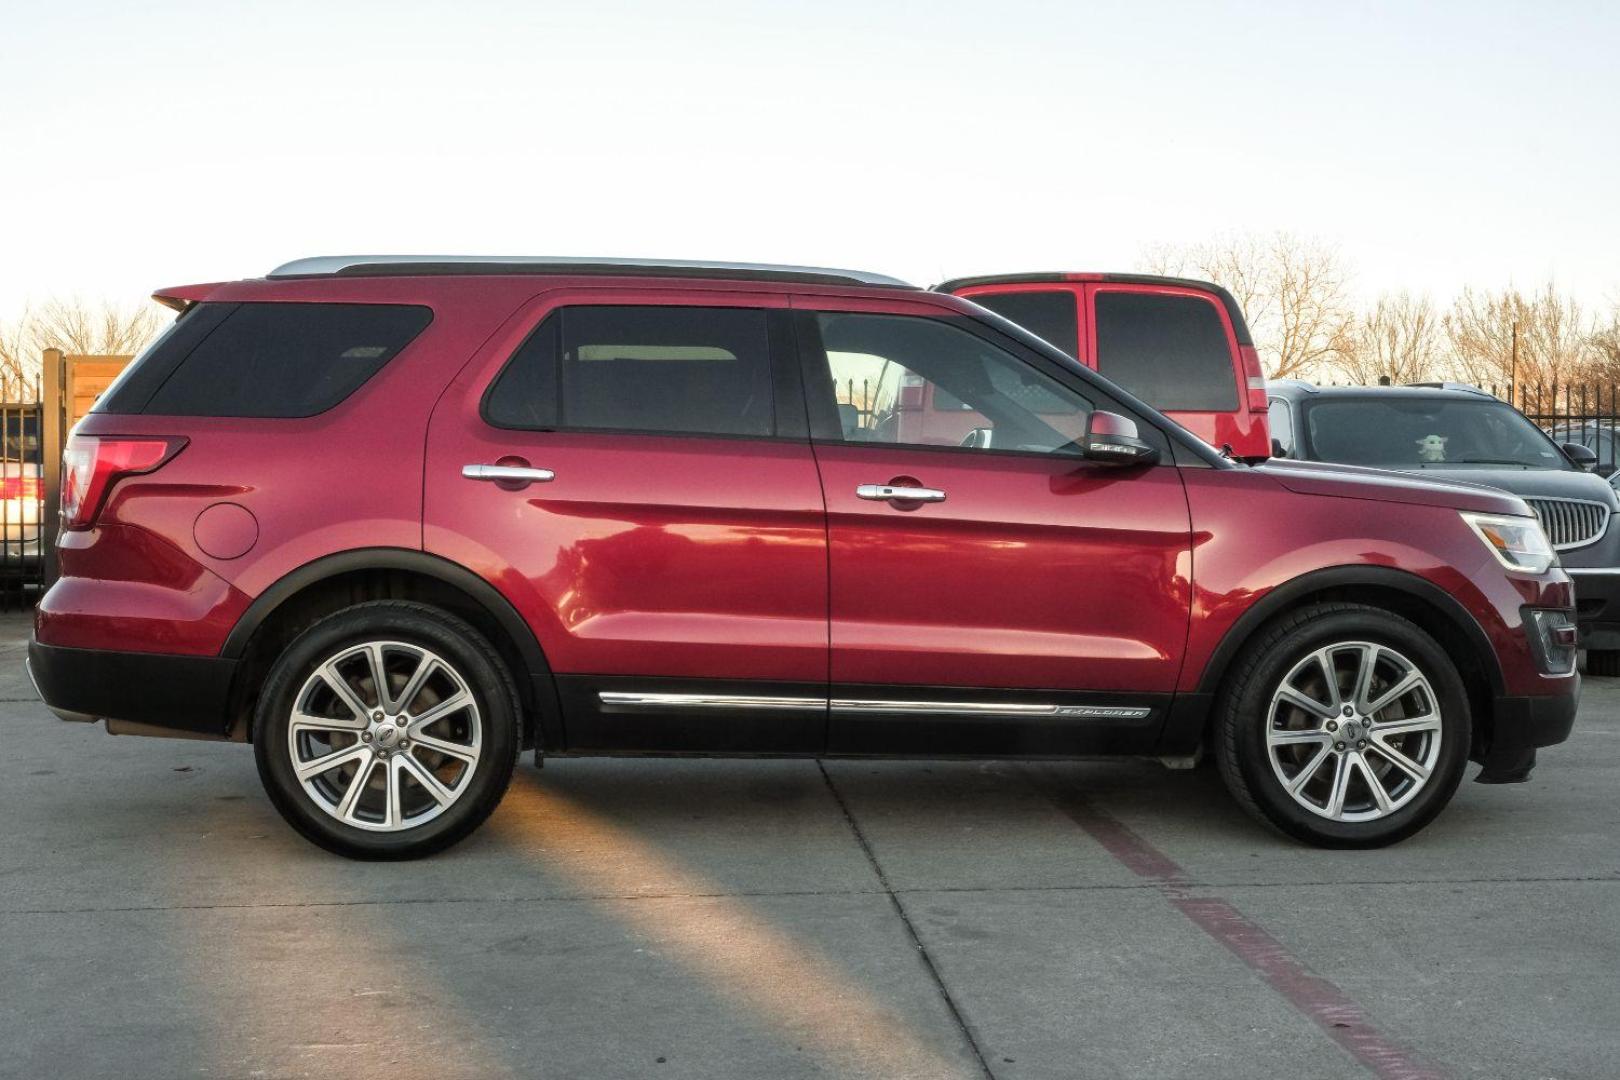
2, 0, 1616, 322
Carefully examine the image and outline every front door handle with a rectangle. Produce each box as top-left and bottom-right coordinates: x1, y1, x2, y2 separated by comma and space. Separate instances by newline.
463, 464, 556, 484
856, 483, 946, 503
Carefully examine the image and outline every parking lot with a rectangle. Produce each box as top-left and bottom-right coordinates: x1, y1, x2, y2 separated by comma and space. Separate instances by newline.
1, 611, 1616, 1080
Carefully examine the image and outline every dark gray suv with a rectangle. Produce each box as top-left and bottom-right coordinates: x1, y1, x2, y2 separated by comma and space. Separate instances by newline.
1268, 381, 1620, 674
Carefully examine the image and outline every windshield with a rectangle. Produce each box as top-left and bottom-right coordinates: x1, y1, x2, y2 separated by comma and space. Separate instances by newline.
1302, 397, 1569, 470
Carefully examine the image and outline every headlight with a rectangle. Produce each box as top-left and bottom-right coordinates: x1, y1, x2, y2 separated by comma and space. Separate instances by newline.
1461, 511, 1556, 574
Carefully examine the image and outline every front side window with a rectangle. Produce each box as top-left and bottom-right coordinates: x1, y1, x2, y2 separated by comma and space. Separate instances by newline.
484, 306, 775, 438
1268, 399, 1295, 455
1579, 427, 1616, 472
817, 313, 1091, 455
1094, 291, 1238, 412
1304, 398, 1570, 469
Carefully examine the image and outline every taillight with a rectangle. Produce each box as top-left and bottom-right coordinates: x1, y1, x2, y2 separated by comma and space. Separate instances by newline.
1240, 345, 1268, 410
60, 435, 187, 530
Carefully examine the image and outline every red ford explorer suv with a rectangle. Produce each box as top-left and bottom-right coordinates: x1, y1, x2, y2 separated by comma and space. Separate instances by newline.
936, 273, 1271, 458
30, 257, 1577, 859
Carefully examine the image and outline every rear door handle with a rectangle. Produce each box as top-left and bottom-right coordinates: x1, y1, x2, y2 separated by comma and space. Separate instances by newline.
856, 484, 946, 503
462, 464, 556, 484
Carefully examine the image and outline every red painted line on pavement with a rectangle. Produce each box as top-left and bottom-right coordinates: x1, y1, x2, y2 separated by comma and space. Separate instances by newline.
1173, 896, 1445, 1080
1042, 783, 1447, 1080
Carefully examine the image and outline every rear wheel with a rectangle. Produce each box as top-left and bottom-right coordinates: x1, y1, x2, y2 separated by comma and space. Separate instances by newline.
253, 601, 520, 859
1215, 603, 1470, 847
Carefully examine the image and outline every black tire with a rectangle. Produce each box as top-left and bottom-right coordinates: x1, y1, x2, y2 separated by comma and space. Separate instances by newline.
1585, 649, 1620, 677
1214, 602, 1471, 848
253, 600, 521, 860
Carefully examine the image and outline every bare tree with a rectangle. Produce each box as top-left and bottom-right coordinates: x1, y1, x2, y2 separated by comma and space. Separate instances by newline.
1141, 231, 1353, 379
0, 315, 36, 402
1586, 305, 1620, 384
1332, 292, 1443, 385
1444, 282, 1594, 398
27, 297, 165, 356
0, 298, 166, 402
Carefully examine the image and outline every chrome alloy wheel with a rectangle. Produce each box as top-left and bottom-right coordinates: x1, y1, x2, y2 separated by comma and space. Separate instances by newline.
1265, 641, 1442, 822
287, 641, 482, 832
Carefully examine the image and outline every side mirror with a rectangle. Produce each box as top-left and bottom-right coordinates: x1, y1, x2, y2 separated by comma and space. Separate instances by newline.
1271, 438, 1288, 459
960, 427, 994, 450
1083, 411, 1159, 467
1562, 442, 1598, 471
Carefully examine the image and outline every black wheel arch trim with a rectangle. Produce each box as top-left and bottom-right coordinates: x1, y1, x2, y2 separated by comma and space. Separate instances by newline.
1194, 565, 1506, 697
221, 547, 551, 677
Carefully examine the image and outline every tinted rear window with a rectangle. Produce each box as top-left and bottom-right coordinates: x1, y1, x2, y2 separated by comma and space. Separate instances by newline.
97, 302, 431, 418
968, 291, 1080, 357
1093, 292, 1237, 412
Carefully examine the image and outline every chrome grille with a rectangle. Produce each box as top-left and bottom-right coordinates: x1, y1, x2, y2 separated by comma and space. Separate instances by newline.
1524, 497, 1610, 550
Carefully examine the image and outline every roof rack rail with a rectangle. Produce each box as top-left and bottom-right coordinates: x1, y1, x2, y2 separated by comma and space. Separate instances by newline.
267, 255, 914, 289
1405, 381, 1492, 397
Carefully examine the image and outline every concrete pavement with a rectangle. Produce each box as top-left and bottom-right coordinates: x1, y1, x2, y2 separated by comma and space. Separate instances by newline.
2, 614, 1616, 1079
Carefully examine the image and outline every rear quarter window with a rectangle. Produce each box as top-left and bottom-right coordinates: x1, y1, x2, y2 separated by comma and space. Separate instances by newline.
1093, 291, 1238, 412
96, 302, 431, 418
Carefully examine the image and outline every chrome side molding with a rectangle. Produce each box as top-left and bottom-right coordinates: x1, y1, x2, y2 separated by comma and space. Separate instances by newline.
598, 692, 825, 711
597, 692, 1150, 720
831, 699, 1151, 719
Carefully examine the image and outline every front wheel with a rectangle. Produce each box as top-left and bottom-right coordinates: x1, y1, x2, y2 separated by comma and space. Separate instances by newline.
253, 601, 520, 859
1215, 603, 1471, 848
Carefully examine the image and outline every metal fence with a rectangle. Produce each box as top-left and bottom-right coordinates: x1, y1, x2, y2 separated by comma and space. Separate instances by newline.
1492, 383, 1620, 475
835, 377, 877, 429
0, 401, 45, 611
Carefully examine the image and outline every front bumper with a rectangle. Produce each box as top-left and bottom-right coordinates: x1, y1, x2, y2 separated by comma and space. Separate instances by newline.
1565, 568, 1620, 650
27, 638, 238, 737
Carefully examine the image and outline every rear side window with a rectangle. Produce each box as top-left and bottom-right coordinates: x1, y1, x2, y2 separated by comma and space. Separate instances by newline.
1093, 292, 1238, 412
967, 291, 1081, 357
97, 302, 431, 418
484, 306, 775, 438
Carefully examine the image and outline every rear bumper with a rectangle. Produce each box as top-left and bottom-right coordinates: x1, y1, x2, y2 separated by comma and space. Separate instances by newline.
27, 638, 238, 737
1475, 680, 1580, 783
